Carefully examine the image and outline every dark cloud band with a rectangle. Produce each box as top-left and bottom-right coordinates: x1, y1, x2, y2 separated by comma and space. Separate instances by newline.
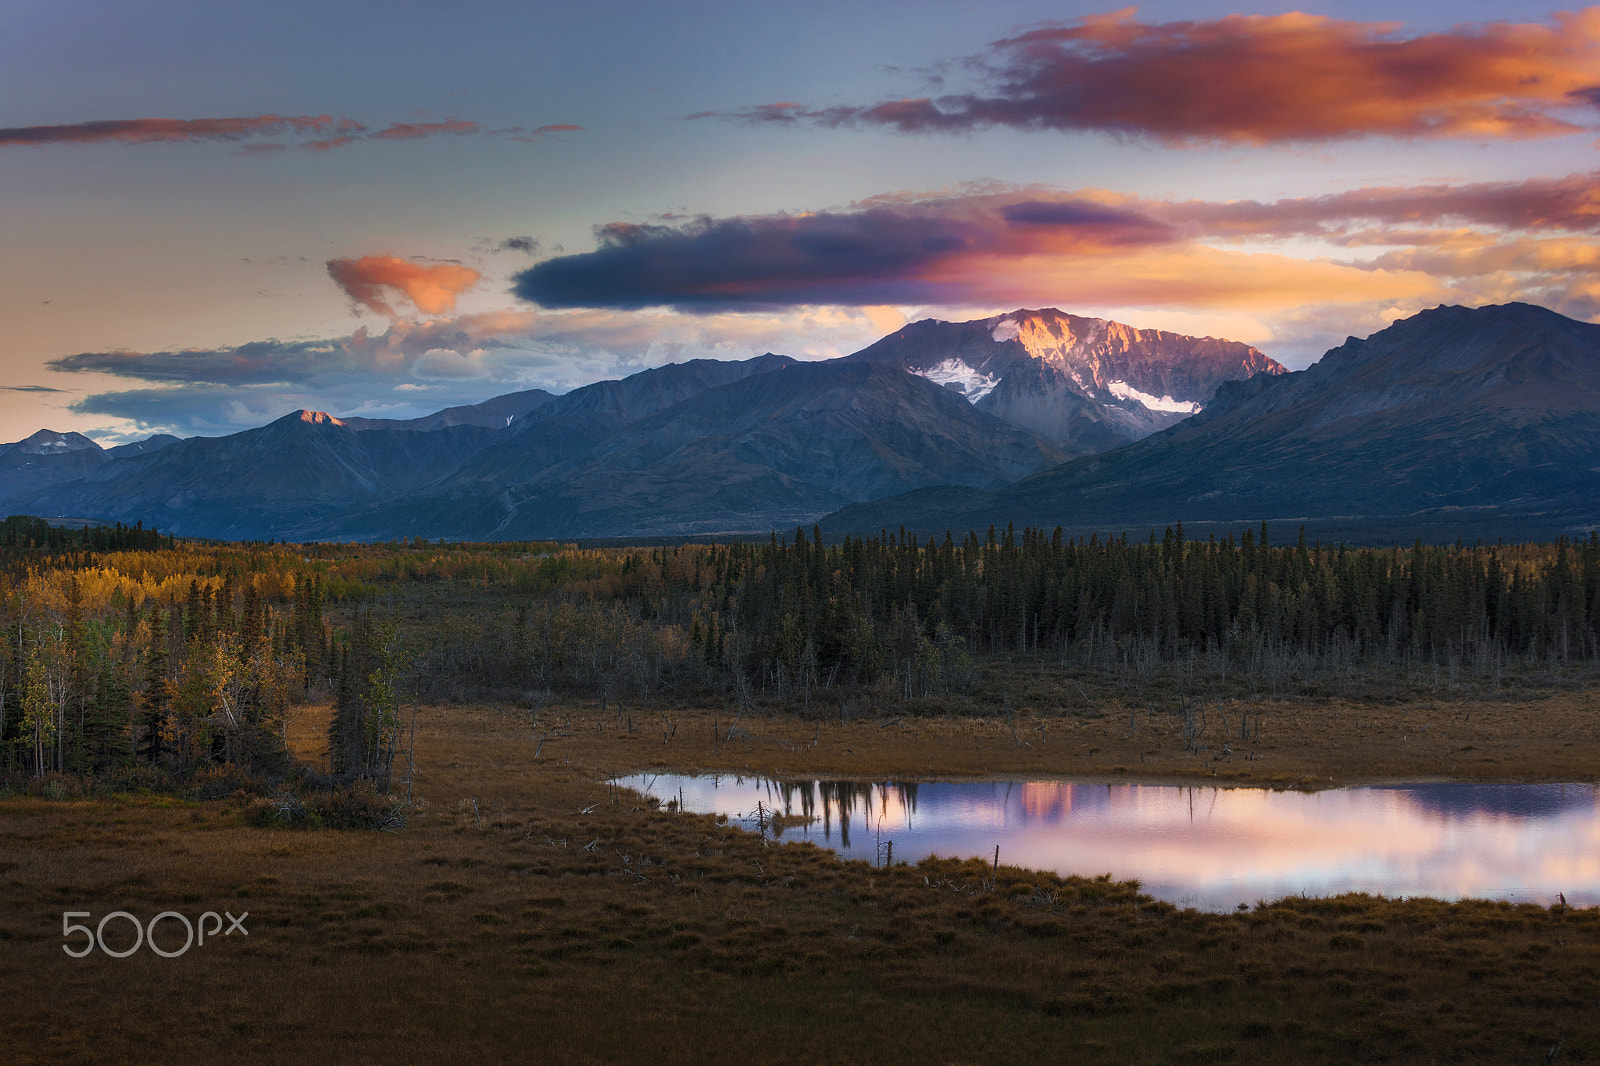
513, 198, 1174, 310
509, 172, 1600, 314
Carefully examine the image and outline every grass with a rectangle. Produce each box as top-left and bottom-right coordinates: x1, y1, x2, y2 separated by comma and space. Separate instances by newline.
1, 694, 1597, 1064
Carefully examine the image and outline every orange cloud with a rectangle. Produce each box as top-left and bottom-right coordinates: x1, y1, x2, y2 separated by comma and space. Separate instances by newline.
714, 8, 1600, 144
1159, 171, 1600, 239
327, 256, 482, 317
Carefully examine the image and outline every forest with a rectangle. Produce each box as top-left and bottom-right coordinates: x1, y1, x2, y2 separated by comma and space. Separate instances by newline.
2, 516, 1598, 791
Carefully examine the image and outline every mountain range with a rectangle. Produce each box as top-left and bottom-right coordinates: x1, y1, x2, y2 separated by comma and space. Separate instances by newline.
4, 303, 1593, 543
826, 303, 1600, 543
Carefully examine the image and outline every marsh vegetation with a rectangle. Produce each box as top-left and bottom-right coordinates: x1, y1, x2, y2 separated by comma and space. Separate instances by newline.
2, 521, 1598, 1062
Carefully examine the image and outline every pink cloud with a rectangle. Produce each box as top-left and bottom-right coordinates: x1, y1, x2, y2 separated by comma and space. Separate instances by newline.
370, 119, 482, 140
0, 115, 349, 147
0, 113, 577, 152
713, 9, 1600, 144
327, 255, 483, 317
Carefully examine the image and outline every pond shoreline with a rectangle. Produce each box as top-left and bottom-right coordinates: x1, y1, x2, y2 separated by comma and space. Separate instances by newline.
617, 771, 1600, 912
615, 766, 1568, 791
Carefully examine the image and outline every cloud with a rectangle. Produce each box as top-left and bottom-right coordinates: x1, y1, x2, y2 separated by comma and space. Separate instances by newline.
413, 348, 490, 379
370, 119, 481, 140
1355, 235, 1600, 320
497, 236, 542, 254
0, 113, 578, 152
510, 173, 1600, 318
49, 340, 334, 386
304, 135, 360, 153
508, 123, 584, 143
326, 255, 483, 316
47, 306, 907, 436
710, 8, 1600, 144
512, 194, 1199, 311
0, 385, 67, 393
510, 187, 1448, 313
0, 115, 355, 147
1160, 171, 1600, 239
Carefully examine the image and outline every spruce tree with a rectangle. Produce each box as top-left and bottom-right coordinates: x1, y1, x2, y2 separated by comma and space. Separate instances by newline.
138, 609, 169, 764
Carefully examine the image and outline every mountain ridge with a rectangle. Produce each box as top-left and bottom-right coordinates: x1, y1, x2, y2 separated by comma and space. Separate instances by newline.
823, 302, 1600, 541
847, 307, 1284, 453
8, 302, 1587, 544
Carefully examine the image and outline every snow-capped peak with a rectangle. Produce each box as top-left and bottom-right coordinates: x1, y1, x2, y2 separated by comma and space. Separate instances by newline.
913, 358, 1001, 403
990, 318, 1021, 343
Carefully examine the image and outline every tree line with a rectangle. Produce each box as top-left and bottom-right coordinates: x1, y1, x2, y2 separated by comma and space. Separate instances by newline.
0, 529, 403, 788
7, 518, 1599, 782
564, 523, 1600, 700
380, 523, 1600, 704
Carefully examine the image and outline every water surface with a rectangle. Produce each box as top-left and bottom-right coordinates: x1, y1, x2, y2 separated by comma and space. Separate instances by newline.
617, 774, 1599, 912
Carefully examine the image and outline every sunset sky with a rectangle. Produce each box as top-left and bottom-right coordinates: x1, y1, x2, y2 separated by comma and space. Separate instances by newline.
4, 1, 1598, 443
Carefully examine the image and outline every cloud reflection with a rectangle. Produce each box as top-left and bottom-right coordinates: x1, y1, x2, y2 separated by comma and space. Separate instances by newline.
621, 775, 1600, 912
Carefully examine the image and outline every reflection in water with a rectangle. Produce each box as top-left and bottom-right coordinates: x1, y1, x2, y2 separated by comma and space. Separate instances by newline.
614, 774, 1600, 912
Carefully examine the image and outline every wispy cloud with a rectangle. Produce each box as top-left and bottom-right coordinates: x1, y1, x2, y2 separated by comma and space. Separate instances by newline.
47, 307, 904, 436
1158, 171, 1600, 239
707, 9, 1600, 144
369, 119, 482, 140
0, 115, 355, 147
508, 123, 583, 143
0, 114, 579, 152
0, 385, 67, 393
326, 255, 483, 316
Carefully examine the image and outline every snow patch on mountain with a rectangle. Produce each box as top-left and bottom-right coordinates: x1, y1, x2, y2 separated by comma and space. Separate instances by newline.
914, 359, 1001, 403
1106, 380, 1201, 414
990, 318, 1021, 343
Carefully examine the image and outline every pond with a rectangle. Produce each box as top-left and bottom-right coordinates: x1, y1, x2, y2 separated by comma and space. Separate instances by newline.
615, 773, 1600, 912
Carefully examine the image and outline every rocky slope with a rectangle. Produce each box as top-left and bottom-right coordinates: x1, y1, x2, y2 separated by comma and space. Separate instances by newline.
338, 388, 555, 432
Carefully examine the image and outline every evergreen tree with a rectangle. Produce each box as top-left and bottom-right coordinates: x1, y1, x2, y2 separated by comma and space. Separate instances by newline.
138, 609, 170, 764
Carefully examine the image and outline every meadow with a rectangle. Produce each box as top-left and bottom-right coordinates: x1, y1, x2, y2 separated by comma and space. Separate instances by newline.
2, 523, 1598, 1063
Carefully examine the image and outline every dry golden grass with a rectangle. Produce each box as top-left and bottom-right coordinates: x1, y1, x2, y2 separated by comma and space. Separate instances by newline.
554, 688, 1600, 788
2, 694, 1598, 1064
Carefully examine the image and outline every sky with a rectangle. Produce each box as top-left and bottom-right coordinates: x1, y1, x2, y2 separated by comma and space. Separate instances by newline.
2, 0, 1597, 444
